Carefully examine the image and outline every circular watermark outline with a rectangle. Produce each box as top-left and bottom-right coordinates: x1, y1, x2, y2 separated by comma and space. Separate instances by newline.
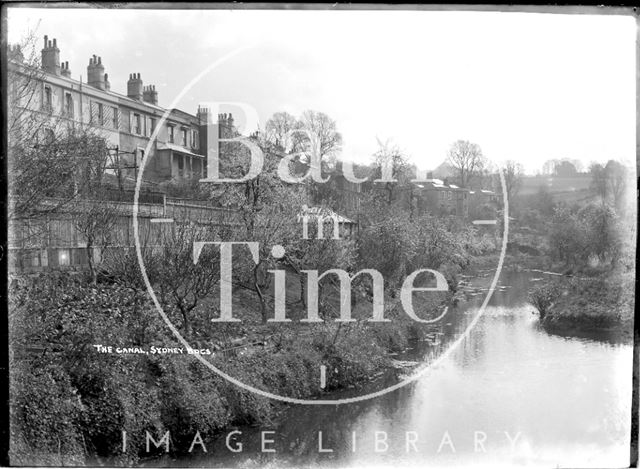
133, 44, 509, 405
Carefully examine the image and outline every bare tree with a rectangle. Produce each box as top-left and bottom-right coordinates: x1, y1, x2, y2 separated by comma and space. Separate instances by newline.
74, 199, 122, 284
502, 160, 524, 203
264, 111, 298, 151
152, 221, 223, 336
371, 138, 410, 206
446, 140, 486, 188
296, 110, 343, 166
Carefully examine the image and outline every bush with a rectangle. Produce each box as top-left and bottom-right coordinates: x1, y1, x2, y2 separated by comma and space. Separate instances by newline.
528, 282, 561, 320
9, 362, 85, 466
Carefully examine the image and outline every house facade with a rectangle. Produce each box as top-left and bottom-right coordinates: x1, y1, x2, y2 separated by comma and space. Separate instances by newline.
414, 179, 470, 218
9, 35, 207, 185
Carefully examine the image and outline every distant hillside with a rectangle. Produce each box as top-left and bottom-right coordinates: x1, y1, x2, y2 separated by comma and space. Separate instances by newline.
519, 174, 592, 196
518, 174, 598, 205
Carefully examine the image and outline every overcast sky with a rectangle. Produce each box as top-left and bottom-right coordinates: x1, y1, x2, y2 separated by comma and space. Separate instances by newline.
7, 7, 637, 174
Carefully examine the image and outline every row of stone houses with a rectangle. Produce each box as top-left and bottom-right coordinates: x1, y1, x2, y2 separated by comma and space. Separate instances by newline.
8, 35, 236, 185
415, 178, 498, 218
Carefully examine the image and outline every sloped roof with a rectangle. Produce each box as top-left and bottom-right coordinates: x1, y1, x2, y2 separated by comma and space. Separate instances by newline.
157, 142, 204, 158
298, 206, 354, 224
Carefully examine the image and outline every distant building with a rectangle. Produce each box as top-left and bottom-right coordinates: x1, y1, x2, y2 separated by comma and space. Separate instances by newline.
414, 179, 470, 218
299, 206, 357, 239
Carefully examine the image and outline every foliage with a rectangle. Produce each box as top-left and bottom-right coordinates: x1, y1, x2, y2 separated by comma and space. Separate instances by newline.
535, 272, 634, 340
528, 282, 561, 320
149, 221, 225, 335
533, 185, 555, 216
577, 203, 621, 264
589, 160, 630, 213
548, 203, 622, 269
357, 209, 418, 290
548, 206, 587, 267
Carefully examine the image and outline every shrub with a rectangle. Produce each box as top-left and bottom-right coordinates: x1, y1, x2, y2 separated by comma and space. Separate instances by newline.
9, 362, 85, 466
528, 282, 561, 320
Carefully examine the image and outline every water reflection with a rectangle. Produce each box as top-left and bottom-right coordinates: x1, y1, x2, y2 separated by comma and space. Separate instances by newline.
179, 271, 632, 468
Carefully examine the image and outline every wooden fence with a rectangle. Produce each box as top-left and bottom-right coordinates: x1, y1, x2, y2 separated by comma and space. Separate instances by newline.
8, 196, 242, 272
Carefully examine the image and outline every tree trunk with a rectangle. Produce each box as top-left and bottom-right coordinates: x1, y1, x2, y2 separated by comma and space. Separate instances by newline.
180, 307, 190, 336
254, 265, 267, 323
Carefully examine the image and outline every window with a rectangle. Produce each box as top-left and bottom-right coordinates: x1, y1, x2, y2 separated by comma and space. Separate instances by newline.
150, 118, 156, 135
120, 109, 130, 132
177, 155, 183, 176
192, 130, 199, 149
44, 86, 52, 111
97, 102, 104, 125
111, 107, 118, 128
168, 124, 175, 143
65, 93, 73, 117
134, 113, 141, 134
181, 128, 188, 146
22, 250, 45, 268
58, 249, 70, 266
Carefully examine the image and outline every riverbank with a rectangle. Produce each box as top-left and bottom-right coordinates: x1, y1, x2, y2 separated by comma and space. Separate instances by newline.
9, 257, 466, 466
165, 269, 632, 469
529, 268, 634, 344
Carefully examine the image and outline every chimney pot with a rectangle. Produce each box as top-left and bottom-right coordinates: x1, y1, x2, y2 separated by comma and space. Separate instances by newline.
44, 35, 48, 47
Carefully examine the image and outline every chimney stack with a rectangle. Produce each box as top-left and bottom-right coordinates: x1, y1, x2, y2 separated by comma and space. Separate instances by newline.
197, 106, 211, 124
127, 73, 143, 100
217, 113, 235, 138
61, 61, 71, 78
87, 55, 106, 90
142, 84, 158, 105
41, 35, 61, 75
9, 44, 24, 63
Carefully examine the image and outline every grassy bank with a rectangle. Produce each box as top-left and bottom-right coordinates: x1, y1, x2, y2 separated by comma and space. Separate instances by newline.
8, 270, 451, 466
528, 269, 634, 343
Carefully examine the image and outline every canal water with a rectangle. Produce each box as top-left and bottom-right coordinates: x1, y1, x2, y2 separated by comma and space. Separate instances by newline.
173, 270, 633, 468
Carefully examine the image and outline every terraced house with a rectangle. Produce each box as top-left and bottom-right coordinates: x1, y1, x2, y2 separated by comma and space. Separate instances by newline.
7, 35, 242, 272
10, 35, 207, 184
